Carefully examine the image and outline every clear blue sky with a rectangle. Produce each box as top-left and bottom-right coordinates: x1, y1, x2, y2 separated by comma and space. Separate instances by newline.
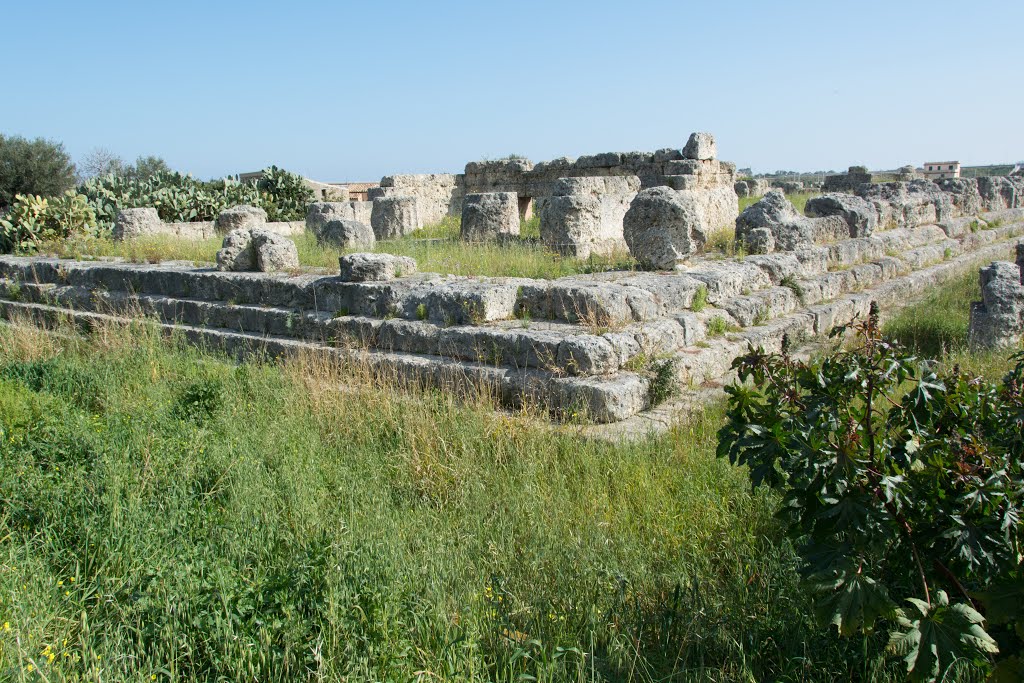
3, 0, 1021, 181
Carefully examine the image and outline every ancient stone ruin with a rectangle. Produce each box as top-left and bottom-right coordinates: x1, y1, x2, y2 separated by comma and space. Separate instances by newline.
3, 135, 1024, 431
969, 244, 1024, 350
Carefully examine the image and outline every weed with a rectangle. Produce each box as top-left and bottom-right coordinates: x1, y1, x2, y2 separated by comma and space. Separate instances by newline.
647, 357, 678, 406
780, 275, 805, 304
706, 315, 736, 337
416, 303, 428, 321
691, 284, 708, 312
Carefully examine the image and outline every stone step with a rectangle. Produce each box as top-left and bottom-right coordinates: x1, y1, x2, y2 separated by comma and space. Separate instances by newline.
670, 233, 1024, 389
0, 297, 651, 424
0, 280, 695, 378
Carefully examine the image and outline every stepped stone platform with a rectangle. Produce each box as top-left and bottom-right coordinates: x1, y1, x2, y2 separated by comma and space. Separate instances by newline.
1, 208, 1023, 426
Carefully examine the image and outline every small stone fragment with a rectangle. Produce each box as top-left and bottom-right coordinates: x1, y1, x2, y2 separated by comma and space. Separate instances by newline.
339, 253, 418, 282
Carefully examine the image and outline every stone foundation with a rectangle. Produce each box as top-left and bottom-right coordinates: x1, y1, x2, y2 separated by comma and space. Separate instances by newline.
2, 208, 1022, 426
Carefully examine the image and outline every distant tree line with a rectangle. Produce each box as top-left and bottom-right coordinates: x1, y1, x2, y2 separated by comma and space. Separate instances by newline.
0, 134, 172, 210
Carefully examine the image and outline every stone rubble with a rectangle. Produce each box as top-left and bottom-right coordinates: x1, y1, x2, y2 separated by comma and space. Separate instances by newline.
216, 228, 299, 272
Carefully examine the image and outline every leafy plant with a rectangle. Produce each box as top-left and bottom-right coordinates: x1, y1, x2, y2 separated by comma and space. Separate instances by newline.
717, 306, 1024, 682
0, 191, 97, 253
691, 284, 708, 312
76, 166, 313, 231
0, 134, 77, 208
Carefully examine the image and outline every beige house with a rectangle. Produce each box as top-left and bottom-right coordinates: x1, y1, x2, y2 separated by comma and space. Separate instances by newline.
922, 161, 960, 179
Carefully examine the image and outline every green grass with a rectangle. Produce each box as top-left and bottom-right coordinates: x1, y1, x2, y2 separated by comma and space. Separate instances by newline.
43, 216, 636, 280
0, 263, 1013, 682
884, 269, 1020, 380
0, 316, 915, 682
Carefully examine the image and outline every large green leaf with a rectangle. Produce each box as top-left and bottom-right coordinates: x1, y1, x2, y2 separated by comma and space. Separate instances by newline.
888, 591, 998, 683
808, 567, 896, 636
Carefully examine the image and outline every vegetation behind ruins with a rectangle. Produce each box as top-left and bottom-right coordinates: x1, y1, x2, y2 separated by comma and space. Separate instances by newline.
1, 166, 316, 253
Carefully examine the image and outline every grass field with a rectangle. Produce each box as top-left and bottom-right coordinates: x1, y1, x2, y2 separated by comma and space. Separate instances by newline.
43, 215, 636, 280
0, 315, 903, 683
2, 217, 1014, 682
1, 267, 1010, 682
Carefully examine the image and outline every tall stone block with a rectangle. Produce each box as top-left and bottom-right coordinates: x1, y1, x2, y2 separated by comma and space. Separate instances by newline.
460, 192, 520, 241
371, 196, 420, 240
968, 260, 1024, 350
539, 176, 640, 259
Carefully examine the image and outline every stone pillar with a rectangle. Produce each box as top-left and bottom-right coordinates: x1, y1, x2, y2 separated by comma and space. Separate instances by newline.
968, 260, 1024, 350
371, 196, 420, 240
460, 192, 520, 241
539, 176, 640, 259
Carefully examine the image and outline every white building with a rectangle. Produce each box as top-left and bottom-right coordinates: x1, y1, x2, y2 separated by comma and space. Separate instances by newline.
922, 161, 960, 179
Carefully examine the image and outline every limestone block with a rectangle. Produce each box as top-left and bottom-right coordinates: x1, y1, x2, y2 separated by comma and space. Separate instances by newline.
652, 148, 684, 163
371, 196, 420, 239
736, 190, 839, 251
623, 187, 707, 270
539, 176, 640, 259
805, 193, 879, 237
575, 152, 622, 169
215, 228, 298, 272
318, 219, 375, 250
969, 260, 1024, 349
404, 281, 520, 326
935, 178, 983, 216
460, 192, 520, 241
744, 228, 776, 254
696, 185, 740, 232
112, 208, 163, 241
252, 229, 299, 271
682, 132, 716, 161
216, 205, 267, 232
306, 202, 354, 237
216, 228, 255, 271
339, 253, 417, 282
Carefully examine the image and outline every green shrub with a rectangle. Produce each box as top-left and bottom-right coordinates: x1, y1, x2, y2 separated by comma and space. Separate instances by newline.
0, 191, 97, 253
691, 284, 708, 312
0, 134, 77, 208
718, 309, 1024, 682
254, 165, 315, 222
77, 166, 313, 231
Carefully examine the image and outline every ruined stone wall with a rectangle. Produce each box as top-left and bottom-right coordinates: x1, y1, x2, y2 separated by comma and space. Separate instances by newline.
373, 174, 464, 227
823, 166, 873, 193
462, 151, 736, 206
